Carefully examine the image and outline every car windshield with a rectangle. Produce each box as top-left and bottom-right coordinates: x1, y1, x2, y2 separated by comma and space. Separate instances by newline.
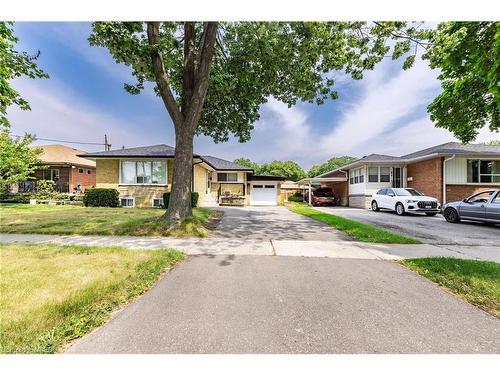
393, 188, 423, 196
313, 189, 333, 197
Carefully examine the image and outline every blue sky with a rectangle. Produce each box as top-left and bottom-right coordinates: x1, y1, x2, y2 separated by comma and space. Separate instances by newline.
9, 22, 499, 170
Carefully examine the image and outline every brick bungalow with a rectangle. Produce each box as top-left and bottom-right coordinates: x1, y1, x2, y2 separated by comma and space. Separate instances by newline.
304, 142, 500, 209
16, 144, 96, 193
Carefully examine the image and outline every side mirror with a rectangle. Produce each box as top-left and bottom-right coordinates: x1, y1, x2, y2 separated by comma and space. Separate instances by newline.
462, 198, 468, 203
388, 193, 395, 197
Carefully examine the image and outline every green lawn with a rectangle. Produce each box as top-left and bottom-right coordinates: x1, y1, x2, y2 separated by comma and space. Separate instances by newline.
288, 203, 420, 244
401, 258, 500, 317
0, 243, 184, 353
0, 203, 220, 237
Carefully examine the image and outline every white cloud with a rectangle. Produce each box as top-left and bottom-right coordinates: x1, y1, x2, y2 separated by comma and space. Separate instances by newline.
7, 78, 171, 153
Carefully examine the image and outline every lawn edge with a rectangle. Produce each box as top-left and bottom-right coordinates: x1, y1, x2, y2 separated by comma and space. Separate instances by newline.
287, 203, 421, 244
399, 258, 500, 319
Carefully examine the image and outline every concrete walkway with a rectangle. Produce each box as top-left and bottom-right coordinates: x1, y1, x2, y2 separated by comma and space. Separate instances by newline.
1, 233, 499, 262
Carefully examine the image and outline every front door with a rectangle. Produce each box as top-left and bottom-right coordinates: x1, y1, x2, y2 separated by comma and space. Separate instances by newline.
392, 167, 402, 188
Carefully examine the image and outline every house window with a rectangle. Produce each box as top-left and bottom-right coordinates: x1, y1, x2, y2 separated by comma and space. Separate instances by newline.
120, 197, 135, 208
350, 168, 364, 184
120, 161, 167, 185
78, 168, 84, 173
380, 167, 390, 183
87, 169, 91, 175
217, 172, 237, 182
50, 169, 60, 181
467, 159, 500, 183
152, 197, 164, 208
359, 169, 364, 183
368, 167, 379, 182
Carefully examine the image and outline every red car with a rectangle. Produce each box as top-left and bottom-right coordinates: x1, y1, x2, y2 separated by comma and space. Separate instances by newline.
310, 187, 340, 206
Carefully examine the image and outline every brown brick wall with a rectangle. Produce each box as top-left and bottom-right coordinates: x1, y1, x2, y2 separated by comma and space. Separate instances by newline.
70, 166, 96, 192
446, 184, 500, 203
407, 157, 443, 202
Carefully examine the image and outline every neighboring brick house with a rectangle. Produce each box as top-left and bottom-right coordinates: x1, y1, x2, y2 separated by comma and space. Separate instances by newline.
81, 144, 285, 208
305, 142, 500, 209
17, 144, 96, 193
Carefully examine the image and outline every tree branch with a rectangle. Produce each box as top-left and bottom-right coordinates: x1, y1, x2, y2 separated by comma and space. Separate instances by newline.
146, 22, 184, 126
182, 22, 196, 115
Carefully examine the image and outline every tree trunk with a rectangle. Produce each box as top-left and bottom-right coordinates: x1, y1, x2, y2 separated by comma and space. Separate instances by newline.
162, 121, 196, 224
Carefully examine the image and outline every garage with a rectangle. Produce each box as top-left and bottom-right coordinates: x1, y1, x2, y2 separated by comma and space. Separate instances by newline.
250, 183, 277, 205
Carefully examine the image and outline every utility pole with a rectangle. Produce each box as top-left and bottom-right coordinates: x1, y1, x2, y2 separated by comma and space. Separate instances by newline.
104, 134, 111, 151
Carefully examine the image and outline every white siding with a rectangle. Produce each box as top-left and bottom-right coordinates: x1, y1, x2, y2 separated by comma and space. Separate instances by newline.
445, 157, 467, 184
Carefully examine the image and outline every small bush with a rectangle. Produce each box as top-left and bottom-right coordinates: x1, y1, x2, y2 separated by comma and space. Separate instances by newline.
0, 193, 32, 203
162, 192, 199, 209
288, 192, 304, 202
83, 189, 119, 207
35, 180, 55, 199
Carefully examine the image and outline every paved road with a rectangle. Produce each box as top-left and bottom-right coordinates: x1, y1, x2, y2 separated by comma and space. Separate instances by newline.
66, 255, 500, 354
316, 207, 500, 246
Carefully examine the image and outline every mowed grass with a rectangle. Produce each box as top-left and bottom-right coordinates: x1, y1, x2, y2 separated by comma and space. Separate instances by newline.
401, 258, 500, 317
288, 203, 420, 244
0, 243, 184, 353
0, 203, 218, 237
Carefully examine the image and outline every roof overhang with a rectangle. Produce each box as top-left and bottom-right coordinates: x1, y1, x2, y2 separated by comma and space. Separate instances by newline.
298, 177, 347, 185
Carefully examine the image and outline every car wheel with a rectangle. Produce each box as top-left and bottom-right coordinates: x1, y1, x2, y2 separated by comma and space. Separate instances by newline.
371, 200, 379, 211
395, 202, 405, 216
425, 213, 437, 216
444, 207, 461, 223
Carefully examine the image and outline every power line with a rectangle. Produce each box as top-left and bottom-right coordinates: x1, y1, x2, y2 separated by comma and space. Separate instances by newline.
11, 134, 111, 150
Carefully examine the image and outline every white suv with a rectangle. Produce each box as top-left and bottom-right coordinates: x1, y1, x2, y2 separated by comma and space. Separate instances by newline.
371, 188, 441, 216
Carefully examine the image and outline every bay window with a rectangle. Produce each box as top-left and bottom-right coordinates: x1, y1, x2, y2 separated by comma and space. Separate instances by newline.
120, 160, 167, 184
467, 159, 500, 183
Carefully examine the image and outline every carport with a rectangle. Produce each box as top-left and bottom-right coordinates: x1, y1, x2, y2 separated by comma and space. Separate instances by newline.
298, 176, 348, 206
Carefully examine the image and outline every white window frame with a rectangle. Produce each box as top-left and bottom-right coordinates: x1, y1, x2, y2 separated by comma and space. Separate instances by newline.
151, 197, 164, 208
379, 167, 391, 183
50, 169, 60, 181
119, 160, 168, 186
368, 167, 379, 183
120, 196, 135, 208
217, 172, 238, 182
350, 168, 364, 185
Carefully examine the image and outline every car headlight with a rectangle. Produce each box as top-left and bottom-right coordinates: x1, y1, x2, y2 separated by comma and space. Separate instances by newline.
406, 199, 418, 203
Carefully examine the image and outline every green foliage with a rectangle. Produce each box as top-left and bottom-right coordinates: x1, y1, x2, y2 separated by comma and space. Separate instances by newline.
423, 22, 500, 142
34, 179, 55, 199
163, 192, 199, 209
0, 125, 44, 192
307, 156, 357, 177
481, 139, 500, 146
89, 22, 427, 143
258, 160, 306, 181
233, 157, 259, 172
0, 22, 48, 127
83, 188, 119, 207
287, 192, 304, 202
0, 192, 32, 203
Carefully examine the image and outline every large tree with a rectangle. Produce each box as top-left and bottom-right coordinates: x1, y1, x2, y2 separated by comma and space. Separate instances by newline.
0, 21, 48, 126
423, 22, 499, 142
0, 125, 43, 192
233, 157, 260, 172
259, 160, 307, 181
90, 21, 424, 222
307, 156, 357, 177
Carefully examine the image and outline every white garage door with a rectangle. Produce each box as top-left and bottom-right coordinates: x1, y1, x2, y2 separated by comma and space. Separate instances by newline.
250, 183, 277, 206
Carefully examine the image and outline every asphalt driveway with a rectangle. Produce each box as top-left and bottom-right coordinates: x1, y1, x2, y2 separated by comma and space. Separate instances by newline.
315, 206, 500, 246
214, 206, 351, 241
67, 255, 500, 354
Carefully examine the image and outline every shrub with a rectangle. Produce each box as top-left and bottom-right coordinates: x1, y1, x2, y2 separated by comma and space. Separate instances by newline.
162, 192, 199, 209
83, 188, 119, 207
35, 180, 55, 199
288, 192, 304, 202
0, 193, 32, 203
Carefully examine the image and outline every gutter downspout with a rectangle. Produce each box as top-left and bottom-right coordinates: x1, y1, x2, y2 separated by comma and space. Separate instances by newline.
442, 154, 455, 205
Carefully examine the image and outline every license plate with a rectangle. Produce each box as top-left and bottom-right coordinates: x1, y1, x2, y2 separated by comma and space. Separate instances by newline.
425, 205, 431, 209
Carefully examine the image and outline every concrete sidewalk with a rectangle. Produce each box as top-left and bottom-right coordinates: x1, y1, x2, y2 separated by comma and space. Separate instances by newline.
1, 233, 498, 261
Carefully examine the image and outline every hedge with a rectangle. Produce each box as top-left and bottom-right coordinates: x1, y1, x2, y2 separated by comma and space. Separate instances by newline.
83, 188, 119, 207
0, 193, 32, 204
162, 192, 199, 209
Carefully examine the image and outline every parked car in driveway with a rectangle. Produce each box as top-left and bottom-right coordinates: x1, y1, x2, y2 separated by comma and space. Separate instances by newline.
371, 188, 441, 216
310, 187, 340, 206
442, 189, 500, 224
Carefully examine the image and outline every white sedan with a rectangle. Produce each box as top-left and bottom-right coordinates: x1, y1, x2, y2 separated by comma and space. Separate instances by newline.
371, 188, 441, 216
